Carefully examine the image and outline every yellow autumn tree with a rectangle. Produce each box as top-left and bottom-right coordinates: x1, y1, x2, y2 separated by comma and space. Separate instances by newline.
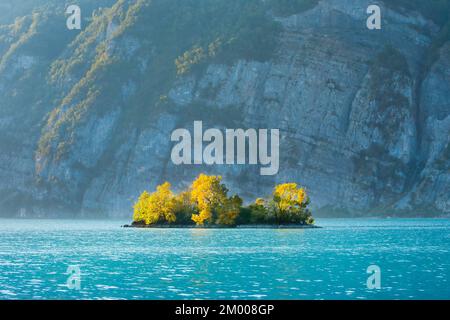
272, 183, 312, 224
255, 198, 266, 206
190, 174, 228, 225
133, 182, 177, 225
133, 190, 150, 223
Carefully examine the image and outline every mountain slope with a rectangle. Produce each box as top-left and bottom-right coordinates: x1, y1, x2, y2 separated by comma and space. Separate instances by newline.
0, 0, 449, 217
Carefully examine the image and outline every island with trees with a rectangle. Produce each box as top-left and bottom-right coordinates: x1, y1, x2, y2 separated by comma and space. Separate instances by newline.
126, 174, 318, 228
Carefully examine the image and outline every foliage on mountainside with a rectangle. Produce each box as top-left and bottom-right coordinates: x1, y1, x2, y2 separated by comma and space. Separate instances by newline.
34, 0, 281, 162
1, 0, 448, 162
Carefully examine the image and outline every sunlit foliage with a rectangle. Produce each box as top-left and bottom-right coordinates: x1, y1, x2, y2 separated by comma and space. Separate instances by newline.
133, 182, 176, 225
133, 175, 314, 226
190, 174, 228, 225
272, 183, 313, 224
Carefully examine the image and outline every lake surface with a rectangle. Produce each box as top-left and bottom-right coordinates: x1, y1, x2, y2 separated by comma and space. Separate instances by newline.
0, 218, 449, 300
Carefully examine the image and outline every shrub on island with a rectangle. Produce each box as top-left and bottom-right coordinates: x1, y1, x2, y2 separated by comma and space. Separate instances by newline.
132, 174, 314, 227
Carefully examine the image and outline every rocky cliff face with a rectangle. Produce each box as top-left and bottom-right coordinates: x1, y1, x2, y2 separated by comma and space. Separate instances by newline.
0, 0, 448, 217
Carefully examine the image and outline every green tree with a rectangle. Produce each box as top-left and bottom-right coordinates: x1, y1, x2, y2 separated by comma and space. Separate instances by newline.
216, 195, 243, 226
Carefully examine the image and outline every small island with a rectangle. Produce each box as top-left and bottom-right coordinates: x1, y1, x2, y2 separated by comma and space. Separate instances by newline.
124, 174, 319, 229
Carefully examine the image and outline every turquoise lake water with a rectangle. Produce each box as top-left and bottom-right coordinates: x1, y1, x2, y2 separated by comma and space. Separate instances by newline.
0, 218, 449, 300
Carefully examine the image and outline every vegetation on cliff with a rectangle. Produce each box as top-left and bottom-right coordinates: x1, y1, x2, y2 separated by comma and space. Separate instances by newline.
132, 174, 314, 227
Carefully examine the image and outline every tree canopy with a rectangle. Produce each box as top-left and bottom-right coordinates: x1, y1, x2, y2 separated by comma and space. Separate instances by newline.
133, 174, 314, 227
